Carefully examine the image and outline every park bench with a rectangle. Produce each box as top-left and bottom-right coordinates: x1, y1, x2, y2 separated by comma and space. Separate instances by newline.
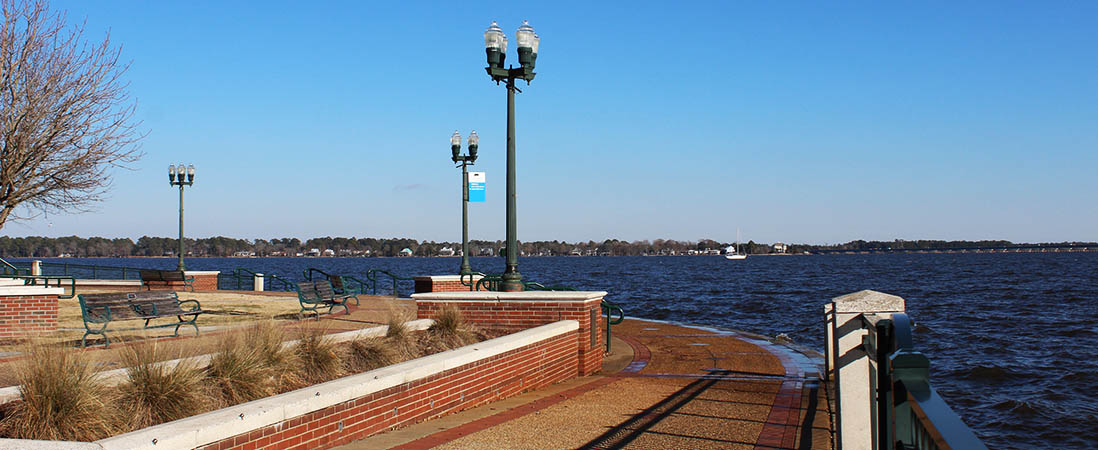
140, 269, 195, 291
296, 280, 353, 320
328, 275, 362, 305
77, 291, 203, 348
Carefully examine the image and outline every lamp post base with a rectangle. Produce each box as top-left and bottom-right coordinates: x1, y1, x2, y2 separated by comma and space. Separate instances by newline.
500, 272, 524, 292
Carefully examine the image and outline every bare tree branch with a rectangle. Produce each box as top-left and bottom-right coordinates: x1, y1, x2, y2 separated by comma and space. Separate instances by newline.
0, 0, 143, 229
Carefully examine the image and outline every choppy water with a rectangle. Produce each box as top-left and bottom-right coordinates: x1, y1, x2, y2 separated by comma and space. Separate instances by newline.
19, 252, 1098, 450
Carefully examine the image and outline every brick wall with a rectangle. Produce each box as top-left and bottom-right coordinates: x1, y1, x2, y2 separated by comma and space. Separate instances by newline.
0, 295, 59, 339
416, 295, 605, 376
143, 272, 219, 291
192, 325, 577, 450
413, 275, 482, 293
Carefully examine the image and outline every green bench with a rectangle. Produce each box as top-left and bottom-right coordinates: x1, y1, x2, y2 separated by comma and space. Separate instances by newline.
296, 280, 353, 320
140, 269, 195, 291
77, 291, 203, 348
329, 275, 363, 305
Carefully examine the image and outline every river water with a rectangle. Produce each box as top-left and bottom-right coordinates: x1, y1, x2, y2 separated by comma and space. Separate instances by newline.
18, 252, 1098, 450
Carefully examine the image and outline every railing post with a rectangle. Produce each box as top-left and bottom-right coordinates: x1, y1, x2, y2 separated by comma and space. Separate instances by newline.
254, 273, 265, 292
31, 260, 41, 276
827, 290, 906, 450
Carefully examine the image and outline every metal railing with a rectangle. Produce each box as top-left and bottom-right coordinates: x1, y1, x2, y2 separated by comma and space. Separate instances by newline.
861, 313, 987, 450
37, 261, 146, 280
365, 269, 414, 297
0, 257, 30, 276
601, 299, 625, 352
3, 275, 77, 299
218, 268, 296, 292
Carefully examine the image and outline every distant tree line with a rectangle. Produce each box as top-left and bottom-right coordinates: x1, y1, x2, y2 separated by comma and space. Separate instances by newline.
0, 236, 1092, 258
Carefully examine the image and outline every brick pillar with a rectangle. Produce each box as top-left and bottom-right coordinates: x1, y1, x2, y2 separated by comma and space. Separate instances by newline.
0, 288, 63, 339
413, 291, 607, 376
183, 271, 220, 291
413, 275, 483, 293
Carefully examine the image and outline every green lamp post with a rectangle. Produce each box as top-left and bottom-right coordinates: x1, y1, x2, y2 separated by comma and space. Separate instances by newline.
451, 130, 479, 275
484, 20, 539, 292
168, 163, 195, 271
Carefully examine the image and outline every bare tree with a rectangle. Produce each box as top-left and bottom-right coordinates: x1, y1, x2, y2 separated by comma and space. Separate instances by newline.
0, 0, 142, 229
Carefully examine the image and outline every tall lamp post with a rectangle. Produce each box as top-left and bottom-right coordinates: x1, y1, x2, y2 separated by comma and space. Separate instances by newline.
484, 20, 539, 292
168, 164, 195, 271
451, 130, 479, 275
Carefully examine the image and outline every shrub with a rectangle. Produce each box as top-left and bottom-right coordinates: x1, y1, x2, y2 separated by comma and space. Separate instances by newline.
118, 343, 209, 429
244, 321, 302, 392
385, 314, 420, 361
428, 306, 478, 350
291, 326, 343, 385
345, 337, 398, 373
205, 332, 274, 405
0, 342, 120, 440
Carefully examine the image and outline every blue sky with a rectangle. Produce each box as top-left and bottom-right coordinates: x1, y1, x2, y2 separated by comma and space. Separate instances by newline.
5, 1, 1096, 244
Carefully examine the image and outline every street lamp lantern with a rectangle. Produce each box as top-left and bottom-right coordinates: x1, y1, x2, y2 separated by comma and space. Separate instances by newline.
482, 20, 540, 291
516, 20, 536, 68
484, 21, 505, 69
451, 130, 462, 162
168, 163, 196, 271
450, 130, 479, 275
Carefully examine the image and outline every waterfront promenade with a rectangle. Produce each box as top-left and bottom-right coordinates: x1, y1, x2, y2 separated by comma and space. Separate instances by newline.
336, 317, 831, 450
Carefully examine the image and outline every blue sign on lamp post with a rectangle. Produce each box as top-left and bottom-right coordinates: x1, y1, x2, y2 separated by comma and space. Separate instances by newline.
468, 172, 486, 203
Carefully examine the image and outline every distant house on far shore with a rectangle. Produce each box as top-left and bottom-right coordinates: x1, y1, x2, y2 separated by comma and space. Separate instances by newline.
399, 248, 413, 257
773, 242, 787, 253
306, 248, 321, 257
438, 247, 455, 257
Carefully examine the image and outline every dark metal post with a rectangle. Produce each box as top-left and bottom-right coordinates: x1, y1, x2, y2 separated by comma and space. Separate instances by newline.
501, 78, 522, 291
178, 183, 185, 271
459, 161, 473, 275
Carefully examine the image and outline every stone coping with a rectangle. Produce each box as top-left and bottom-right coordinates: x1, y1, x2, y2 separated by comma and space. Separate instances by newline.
0, 320, 580, 450
0, 319, 437, 405
412, 291, 607, 302
182, 271, 219, 276
413, 274, 483, 281
73, 280, 142, 287
0, 286, 65, 296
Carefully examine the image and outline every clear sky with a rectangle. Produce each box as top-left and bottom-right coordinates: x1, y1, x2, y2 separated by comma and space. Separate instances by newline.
5, 1, 1096, 244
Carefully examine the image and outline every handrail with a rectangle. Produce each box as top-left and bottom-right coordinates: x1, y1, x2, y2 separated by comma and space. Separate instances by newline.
365, 269, 414, 297
303, 267, 332, 282
601, 299, 625, 353
7, 275, 77, 299
38, 261, 146, 279
863, 313, 987, 450
0, 257, 30, 276
220, 268, 295, 292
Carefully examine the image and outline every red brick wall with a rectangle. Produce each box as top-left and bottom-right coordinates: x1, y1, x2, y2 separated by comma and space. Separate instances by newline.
195, 328, 578, 450
0, 295, 59, 339
417, 299, 604, 376
191, 273, 218, 291
413, 279, 478, 293
144, 273, 218, 291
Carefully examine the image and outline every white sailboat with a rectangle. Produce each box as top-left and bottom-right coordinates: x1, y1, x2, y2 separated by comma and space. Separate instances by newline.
725, 229, 747, 260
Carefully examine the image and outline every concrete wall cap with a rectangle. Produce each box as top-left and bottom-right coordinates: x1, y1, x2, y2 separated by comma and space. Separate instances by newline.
831, 289, 905, 313
413, 275, 483, 282
0, 440, 102, 449
73, 280, 142, 287
181, 271, 219, 275
413, 291, 607, 302
0, 286, 65, 296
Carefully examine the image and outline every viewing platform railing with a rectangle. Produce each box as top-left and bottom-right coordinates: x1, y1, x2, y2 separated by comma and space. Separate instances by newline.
365, 269, 414, 297
218, 268, 296, 292
826, 290, 986, 450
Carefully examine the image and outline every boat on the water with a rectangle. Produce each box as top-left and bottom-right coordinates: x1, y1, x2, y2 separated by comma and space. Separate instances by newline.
726, 229, 747, 260
725, 245, 746, 260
